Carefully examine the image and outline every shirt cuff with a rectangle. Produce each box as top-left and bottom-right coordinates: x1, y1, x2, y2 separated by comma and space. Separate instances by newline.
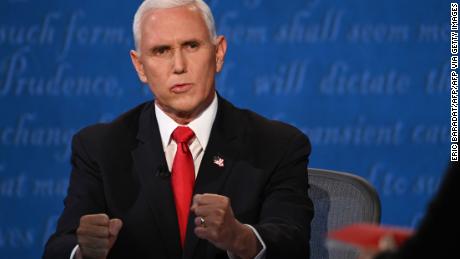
70, 245, 79, 259
227, 224, 266, 259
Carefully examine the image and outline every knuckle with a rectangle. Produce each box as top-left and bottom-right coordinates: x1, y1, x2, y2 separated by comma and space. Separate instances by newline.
214, 217, 223, 227
216, 208, 225, 217
80, 215, 88, 224
102, 227, 110, 237
99, 213, 109, 221
97, 214, 109, 224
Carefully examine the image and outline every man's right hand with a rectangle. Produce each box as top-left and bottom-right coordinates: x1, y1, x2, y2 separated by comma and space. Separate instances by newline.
75, 214, 123, 259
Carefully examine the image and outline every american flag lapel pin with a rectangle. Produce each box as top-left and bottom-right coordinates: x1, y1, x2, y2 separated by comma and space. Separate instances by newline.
213, 155, 224, 167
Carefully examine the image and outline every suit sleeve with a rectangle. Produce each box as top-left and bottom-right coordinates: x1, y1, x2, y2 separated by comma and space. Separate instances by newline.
253, 131, 313, 259
43, 132, 107, 258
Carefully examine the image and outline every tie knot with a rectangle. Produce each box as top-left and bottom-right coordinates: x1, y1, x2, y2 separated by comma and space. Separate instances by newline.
172, 126, 195, 144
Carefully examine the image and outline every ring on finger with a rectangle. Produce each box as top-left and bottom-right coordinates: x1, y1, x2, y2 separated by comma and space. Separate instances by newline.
199, 217, 206, 227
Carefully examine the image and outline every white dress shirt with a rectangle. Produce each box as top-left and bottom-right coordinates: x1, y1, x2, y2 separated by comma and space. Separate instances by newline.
155, 93, 217, 175
70, 93, 266, 259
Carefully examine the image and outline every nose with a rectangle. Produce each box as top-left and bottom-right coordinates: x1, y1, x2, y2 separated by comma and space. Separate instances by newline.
173, 49, 186, 74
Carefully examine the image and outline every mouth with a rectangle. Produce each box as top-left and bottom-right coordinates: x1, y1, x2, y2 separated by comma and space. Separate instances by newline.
170, 83, 192, 93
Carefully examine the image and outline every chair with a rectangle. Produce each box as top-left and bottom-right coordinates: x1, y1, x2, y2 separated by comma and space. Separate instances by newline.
308, 168, 381, 259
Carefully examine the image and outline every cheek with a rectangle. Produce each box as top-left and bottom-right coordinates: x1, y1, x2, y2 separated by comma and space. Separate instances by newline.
144, 62, 161, 77
195, 58, 216, 85
191, 50, 216, 72
144, 63, 170, 85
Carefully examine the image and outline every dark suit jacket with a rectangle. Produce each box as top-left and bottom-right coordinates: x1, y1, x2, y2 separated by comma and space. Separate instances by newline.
43, 96, 313, 259
375, 161, 459, 259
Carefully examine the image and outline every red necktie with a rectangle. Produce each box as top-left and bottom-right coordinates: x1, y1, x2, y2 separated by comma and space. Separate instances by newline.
171, 126, 195, 247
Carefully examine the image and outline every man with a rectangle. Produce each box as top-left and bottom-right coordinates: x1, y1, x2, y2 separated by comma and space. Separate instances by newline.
43, 0, 313, 258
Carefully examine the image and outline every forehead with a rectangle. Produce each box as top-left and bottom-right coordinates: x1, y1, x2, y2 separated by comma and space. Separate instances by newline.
140, 5, 210, 45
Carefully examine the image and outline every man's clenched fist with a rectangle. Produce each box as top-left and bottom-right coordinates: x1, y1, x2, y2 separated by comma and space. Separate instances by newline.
190, 194, 261, 259
75, 214, 123, 259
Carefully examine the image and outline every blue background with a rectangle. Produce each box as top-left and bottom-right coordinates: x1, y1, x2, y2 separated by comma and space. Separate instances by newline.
0, 0, 451, 258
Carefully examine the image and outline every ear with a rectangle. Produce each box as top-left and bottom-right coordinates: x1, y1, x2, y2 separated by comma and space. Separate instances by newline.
214, 35, 227, 73
130, 50, 148, 83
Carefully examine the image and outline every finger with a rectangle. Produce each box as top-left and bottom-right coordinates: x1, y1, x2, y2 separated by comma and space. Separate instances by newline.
193, 205, 227, 219
80, 214, 110, 226
190, 196, 204, 212
196, 215, 227, 231
194, 225, 218, 242
108, 219, 123, 249
191, 194, 204, 209
109, 219, 123, 236
78, 235, 109, 250
192, 205, 217, 218
193, 194, 228, 206
194, 225, 208, 239
194, 216, 216, 229
77, 224, 110, 238
194, 216, 204, 227
201, 193, 224, 199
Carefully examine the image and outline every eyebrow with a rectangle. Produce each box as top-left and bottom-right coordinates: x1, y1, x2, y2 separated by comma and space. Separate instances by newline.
150, 44, 170, 52
181, 39, 202, 45
150, 38, 204, 49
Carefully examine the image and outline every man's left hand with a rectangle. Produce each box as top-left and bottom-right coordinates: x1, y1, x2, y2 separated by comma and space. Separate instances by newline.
190, 193, 260, 259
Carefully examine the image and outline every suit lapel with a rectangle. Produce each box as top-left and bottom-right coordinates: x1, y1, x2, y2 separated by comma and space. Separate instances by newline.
182, 96, 244, 259
131, 103, 182, 259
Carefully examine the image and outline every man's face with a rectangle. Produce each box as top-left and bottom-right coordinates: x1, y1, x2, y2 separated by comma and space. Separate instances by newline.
130, 5, 227, 122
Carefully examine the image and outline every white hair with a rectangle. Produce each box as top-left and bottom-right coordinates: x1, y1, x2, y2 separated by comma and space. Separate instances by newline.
132, 0, 217, 52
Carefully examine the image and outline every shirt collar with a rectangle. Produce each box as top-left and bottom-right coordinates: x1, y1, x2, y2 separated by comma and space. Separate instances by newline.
155, 92, 218, 150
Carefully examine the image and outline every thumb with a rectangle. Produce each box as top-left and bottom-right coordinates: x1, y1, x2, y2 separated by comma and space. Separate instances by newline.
108, 218, 123, 248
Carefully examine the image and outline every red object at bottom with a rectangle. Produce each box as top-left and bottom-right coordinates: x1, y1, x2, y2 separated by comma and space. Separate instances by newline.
327, 223, 414, 250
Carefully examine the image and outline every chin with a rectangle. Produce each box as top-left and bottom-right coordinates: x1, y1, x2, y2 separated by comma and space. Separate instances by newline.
169, 103, 198, 115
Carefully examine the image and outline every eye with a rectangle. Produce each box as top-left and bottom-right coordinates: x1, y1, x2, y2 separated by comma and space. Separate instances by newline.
184, 41, 200, 51
152, 46, 171, 56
